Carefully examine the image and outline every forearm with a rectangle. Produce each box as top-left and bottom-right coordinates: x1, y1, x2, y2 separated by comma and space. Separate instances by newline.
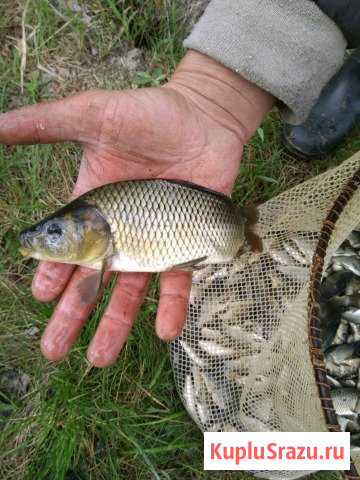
167, 49, 275, 144
184, 0, 347, 124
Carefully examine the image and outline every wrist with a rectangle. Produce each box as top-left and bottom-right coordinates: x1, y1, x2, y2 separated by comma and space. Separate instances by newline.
166, 50, 274, 144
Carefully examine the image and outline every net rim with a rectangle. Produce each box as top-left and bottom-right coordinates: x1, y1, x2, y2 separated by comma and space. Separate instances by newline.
307, 167, 360, 480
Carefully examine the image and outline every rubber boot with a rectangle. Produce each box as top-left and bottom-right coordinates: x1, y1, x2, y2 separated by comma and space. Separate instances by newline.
283, 48, 360, 157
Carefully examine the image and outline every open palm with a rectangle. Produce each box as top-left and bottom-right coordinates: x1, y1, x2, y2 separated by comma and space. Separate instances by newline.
0, 84, 244, 366
0, 50, 273, 366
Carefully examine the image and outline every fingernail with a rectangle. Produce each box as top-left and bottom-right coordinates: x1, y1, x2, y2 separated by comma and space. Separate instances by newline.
32, 283, 54, 302
157, 327, 181, 342
87, 347, 114, 368
87, 334, 122, 367
86, 346, 98, 364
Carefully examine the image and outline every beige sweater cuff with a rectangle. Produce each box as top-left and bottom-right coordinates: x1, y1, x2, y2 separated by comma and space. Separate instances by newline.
184, 0, 347, 124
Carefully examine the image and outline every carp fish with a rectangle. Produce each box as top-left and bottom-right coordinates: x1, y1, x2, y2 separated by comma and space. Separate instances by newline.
19, 179, 261, 276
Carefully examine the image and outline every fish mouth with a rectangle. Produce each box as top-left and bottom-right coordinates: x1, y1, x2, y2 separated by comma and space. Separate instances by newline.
19, 229, 37, 257
19, 227, 38, 247
19, 246, 32, 257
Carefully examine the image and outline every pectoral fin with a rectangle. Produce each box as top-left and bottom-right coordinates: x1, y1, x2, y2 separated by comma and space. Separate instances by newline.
77, 263, 105, 305
171, 256, 208, 272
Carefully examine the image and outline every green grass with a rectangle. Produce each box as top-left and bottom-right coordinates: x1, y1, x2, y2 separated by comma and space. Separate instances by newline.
0, 1, 359, 479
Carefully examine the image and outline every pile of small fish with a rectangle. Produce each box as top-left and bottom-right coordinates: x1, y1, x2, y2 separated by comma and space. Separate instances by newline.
172, 231, 317, 432
173, 227, 360, 443
320, 229, 360, 448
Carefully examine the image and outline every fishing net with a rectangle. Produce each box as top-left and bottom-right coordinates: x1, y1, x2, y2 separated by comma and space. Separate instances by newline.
170, 153, 360, 479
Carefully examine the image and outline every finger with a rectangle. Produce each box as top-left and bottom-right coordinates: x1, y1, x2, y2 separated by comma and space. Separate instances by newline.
87, 272, 150, 368
32, 261, 75, 302
0, 91, 109, 145
156, 271, 192, 341
40, 267, 112, 361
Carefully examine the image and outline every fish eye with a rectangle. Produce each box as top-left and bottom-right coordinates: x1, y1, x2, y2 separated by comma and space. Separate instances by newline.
46, 223, 62, 236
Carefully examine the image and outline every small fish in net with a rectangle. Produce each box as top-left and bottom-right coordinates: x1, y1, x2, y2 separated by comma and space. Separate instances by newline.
320, 228, 360, 447
171, 154, 360, 480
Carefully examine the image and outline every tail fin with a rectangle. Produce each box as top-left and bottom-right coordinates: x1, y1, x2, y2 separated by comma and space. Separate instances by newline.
240, 204, 263, 254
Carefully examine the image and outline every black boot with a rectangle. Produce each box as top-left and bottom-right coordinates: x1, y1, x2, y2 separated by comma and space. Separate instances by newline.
283, 48, 360, 157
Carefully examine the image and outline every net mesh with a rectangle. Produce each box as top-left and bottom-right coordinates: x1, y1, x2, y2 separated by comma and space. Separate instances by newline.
170, 153, 360, 479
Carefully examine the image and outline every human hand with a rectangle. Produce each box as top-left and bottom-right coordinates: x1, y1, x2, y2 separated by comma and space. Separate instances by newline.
0, 50, 273, 367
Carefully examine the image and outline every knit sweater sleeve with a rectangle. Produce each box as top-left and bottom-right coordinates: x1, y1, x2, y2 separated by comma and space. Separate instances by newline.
184, 0, 347, 124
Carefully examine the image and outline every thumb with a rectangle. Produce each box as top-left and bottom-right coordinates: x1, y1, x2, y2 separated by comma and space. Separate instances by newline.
0, 90, 110, 145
